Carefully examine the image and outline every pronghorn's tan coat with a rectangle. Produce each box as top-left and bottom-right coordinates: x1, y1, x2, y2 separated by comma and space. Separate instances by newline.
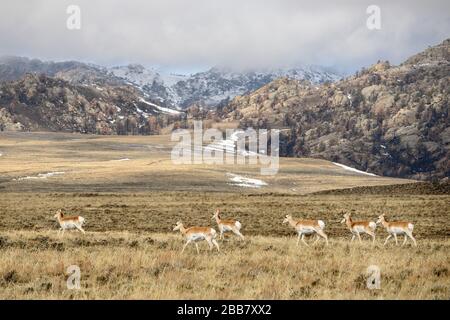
213, 209, 244, 240
377, 214, 417, 246
173, 221, 220, 254
341, 213, 376, 243
53, 209, 86, 236
283, 215, 328, 246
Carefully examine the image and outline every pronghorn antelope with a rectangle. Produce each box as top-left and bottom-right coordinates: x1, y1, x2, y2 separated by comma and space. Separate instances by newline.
340, 213, 376, 243
173, 221, 220, 254
54, 209, 86, 236
212, 209, 244, 241
282, 215, 328, 246
376, 214, 417, 246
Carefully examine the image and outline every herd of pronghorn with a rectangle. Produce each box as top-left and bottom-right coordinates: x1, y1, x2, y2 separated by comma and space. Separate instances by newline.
54, 208, 417, 253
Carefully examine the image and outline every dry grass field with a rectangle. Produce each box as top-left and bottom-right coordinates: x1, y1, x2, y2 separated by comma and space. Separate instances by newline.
0, 132, 449, 299
0, 131, 412, 194
0, 232, 448, 299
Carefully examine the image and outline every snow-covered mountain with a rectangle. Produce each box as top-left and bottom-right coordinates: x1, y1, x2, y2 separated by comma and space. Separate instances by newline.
0, 56, 342, 109
108, 65, 342, 108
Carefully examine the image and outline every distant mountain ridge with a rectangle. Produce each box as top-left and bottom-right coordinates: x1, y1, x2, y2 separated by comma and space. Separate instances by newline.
0, 56, 341, 108
0, 56, 114, 85
169, 66, 340, 108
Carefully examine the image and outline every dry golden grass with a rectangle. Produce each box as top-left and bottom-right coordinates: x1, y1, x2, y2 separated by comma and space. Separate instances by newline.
0, 231, 448, 299
0, 132, 448, 300
0, 131, 412, 194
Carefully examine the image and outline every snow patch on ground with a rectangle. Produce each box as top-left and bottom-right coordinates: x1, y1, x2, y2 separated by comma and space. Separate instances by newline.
13, 171, 65, 181
139, 98, 181, 115
134, 103, 151, 118
226, 173, 267, 188
332, 162, 377, 176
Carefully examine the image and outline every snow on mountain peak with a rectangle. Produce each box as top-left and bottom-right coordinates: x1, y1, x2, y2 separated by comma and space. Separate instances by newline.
106, 64, 342, 109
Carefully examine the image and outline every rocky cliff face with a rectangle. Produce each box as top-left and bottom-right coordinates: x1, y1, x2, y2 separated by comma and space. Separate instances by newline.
217, 39, 450, 180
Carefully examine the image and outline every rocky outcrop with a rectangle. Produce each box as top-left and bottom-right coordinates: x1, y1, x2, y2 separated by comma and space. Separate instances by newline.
0, 74, 182, 134
216, 39, 450, 180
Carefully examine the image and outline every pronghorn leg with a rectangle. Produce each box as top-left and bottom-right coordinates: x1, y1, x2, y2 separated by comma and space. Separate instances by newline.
181, 240, 192, 253
76, 225, 85, 234
212, 239, 220, 252
206, 237, 213, 251
407, 232, 417, 247
351, 234, 355, 242
393, 233, 398, 245
61, 229, 65, 237
384, 235, 392, 246
296, 233, 301, 246
368, 232, 375, 244
312, 234, 320, 245
357, 232, 362, 243
195, 242, 200, 254
233, 229, 245, 241
317, 230, 328, 245
402, 235, 408, 246
301, 234, 309, 246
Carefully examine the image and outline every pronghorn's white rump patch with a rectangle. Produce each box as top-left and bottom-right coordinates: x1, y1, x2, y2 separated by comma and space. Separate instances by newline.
226, 173, 267, 188
318, 220, 325, 229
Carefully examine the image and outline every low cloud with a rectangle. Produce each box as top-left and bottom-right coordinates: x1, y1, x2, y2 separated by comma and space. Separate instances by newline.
0, 0, 449, 73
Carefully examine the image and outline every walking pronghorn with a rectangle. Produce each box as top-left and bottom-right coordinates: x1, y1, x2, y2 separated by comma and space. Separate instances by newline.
54, 209, 86, 236
282, 215, 328, 246
341, 213, 376, 243
173, 221, 220, 254
212, 209, 244, 241
376, 214, 417, 246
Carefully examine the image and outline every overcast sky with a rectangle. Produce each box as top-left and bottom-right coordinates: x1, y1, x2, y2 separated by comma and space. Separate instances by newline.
0, 0, 449, 74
